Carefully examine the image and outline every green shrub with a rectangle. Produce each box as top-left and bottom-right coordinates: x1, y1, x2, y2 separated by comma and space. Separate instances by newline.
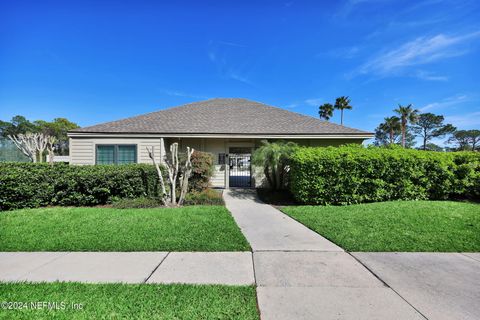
183, 189, 224, 206
112, 197, 162, 209
0, 163, 162, 210
289, 145, 480, 205
188, 151, 214, 191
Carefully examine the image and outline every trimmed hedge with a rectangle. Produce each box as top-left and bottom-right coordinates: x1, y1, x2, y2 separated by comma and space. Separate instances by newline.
0, 163, 160, 210
289, 145, 480, 205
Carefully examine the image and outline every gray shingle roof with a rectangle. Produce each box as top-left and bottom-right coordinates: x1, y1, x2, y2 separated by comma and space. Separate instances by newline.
71, 98, 371, 135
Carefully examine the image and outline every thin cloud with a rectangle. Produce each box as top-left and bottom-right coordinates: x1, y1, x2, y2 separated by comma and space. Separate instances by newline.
207, 44, 254, 86
284, 98, 324, 109
217, 41, 247, 48
226, 71, 253, 85
208, 51, 217, 62
337, 0, 394, 17
415, 70, 448, 81
365, 17, 449, 40
420, 94, 468, 112
161, 89, 208, 100
320, 46, 361, 59
305, 98, 324, 106
351, 31, 480, 78
444, 111, 480, 128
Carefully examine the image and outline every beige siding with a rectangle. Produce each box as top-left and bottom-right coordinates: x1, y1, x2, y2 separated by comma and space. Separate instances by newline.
69, 138, 94, 165
204, 139, 227, 188
69, 138, 164, 165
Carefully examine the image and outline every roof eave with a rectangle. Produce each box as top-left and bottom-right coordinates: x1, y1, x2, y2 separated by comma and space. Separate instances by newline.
68, 131, 374, 139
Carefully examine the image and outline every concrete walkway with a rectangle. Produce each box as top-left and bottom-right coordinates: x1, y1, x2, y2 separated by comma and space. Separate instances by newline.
224, 189, 341, 251
224, 189, 425, 320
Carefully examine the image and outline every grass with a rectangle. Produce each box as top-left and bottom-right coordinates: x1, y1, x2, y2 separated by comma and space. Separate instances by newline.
0, 206, 250, 251
283, 201, 480, 252
0, 282, 259, 320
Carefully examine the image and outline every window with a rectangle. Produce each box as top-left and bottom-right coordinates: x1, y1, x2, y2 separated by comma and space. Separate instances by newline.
218, 153, 226, 165
96, 145, 137, 164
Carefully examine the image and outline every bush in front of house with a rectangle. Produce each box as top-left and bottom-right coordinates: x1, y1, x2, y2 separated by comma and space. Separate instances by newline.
0, 163, 161, 210
188, 151, 214, 191
112, 197, 163, 209
183, 189, 224, 206
111, 189, 224, 208
289, 145, 480, 205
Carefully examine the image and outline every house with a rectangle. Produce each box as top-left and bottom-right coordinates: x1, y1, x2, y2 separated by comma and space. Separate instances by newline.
67, 98, 373, 188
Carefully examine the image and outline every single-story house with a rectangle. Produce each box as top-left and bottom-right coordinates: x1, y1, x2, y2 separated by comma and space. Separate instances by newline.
68, 98, 373, 188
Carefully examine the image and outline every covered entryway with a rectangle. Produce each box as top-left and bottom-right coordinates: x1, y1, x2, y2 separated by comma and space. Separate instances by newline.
229, 147, 252, 187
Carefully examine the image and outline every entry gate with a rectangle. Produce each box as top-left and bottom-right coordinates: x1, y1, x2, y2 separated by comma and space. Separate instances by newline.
229, 153, 252, 188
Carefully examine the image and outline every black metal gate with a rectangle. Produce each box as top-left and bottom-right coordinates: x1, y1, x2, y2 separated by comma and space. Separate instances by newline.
229, 153, 252, 187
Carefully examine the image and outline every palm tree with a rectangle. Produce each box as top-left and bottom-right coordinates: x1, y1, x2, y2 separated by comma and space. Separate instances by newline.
394, 104, 418, 148
334, 96, 353, 125
318, 103, 334, 121
380, 116, 401, 144
251, 140, 298, 190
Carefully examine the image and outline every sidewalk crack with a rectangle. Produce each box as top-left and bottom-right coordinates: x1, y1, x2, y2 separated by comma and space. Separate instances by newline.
460, 253, 480, 263
15, 252, 70, 281
144, 252, 170, 283
348, 252, 430, 320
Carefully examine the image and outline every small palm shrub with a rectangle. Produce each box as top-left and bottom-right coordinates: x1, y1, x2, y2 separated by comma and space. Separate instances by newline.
252, 140, 298, 190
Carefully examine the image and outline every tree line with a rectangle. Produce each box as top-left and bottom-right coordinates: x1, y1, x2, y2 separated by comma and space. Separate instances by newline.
317, 98, 479, 151
375, 105, 479, 151
0, 115, 79, 158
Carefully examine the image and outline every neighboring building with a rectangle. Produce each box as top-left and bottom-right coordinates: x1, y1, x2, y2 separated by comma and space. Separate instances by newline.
46, 155, 70, 163
0, 138, 30, 162
68, 98, 373, 188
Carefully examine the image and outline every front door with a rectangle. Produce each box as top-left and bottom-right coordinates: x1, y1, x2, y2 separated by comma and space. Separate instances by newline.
229, 147, 252, 188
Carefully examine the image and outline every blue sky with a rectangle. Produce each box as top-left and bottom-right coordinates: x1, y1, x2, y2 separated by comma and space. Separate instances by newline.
1, 0, 479, 143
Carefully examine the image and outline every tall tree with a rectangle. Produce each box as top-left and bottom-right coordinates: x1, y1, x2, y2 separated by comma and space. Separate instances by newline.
448, 130, 480, 151
471, 130, 480, 151
380, 116, 401, 144
374, 118, 415, 147
411, 113, 456, 150
1, 116, 79, 155
34, 118, 79, 155
334, 96, 353, 125
0, 115, 37, 137
318, 103, 334, 121
394, 104, 418, 148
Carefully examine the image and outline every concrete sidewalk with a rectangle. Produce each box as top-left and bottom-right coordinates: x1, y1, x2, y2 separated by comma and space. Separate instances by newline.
353, 252, 480, 320
0, 252, 255, 285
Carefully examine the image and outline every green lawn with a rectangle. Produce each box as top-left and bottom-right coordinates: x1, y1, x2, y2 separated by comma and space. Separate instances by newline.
283, 201, 480, 252
0, 283, 259, 320
0, 206, 250, 251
